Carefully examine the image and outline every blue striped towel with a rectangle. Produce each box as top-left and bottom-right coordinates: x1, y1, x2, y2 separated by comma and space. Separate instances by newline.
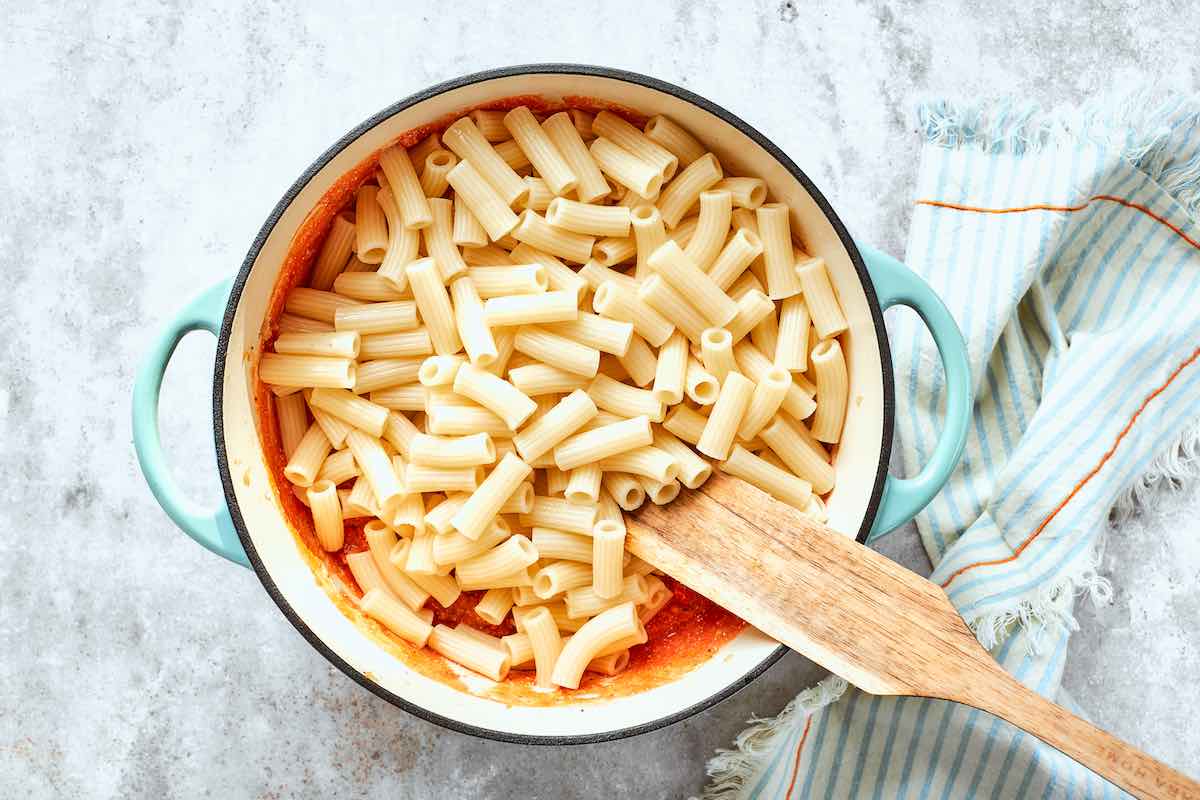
702, 97, 1200, 799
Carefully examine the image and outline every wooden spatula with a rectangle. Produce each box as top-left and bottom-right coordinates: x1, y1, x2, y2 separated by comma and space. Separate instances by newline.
628, 474, 1199, 800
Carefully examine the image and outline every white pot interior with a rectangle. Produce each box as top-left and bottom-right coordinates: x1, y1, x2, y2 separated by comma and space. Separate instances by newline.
217, 69, 887, 740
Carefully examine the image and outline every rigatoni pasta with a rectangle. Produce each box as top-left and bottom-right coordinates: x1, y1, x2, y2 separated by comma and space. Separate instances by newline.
377, 145, 433, 230
755, 204, 803, 300
809, 338, 848, 443
588, 137, 663, 198
441, 116, 528, 207
795, 257, 849, 339
503, 106, 577, 196
446, 159, 521, 242
263, 106, 854, 690
542, 111, 609, 203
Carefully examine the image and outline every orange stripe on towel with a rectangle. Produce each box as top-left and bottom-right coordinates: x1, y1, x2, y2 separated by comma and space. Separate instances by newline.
915, 195, 1200, 252
784, 715, 815, 800
939, 344, 1200, 588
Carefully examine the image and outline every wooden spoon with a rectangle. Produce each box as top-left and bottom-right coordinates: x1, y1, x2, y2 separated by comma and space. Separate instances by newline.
628, 473, 1199, 800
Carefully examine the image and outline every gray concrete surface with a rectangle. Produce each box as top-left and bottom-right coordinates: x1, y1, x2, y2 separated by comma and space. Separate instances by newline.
1, 1, 1197, 797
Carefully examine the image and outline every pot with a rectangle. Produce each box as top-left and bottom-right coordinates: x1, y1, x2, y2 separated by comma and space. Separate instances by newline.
132, 64, 970, 744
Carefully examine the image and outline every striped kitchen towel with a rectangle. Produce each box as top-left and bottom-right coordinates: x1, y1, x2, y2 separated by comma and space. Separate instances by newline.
702, 97, 1200, 799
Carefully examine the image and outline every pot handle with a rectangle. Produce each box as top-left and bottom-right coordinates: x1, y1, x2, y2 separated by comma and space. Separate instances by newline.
132, 277, 249, 567
857, 244, 971, 541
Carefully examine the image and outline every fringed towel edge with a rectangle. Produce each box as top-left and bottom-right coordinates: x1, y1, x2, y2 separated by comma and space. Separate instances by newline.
698, 676, 848, 800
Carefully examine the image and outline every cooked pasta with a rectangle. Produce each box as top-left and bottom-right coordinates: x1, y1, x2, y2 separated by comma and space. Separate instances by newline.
649, 330, 688, 405
640, 476, 680, 505
713, 177, 767, 209
727, 289, 775, 343
755, 204, 803, 300
406, 257, 461, 356
551, 602, 641, 688
309, 387, 389, 438
451, 452, 533, 541
482, 290, 579, 327
697, 372, 755, 459
699, 328, 737, 383
468, 109, 509, 142
520, 496, 597, 535
358, 330, 432, 361
588, 137, 662, 198
721, 445, 812, 509
275, 392, 309, 458
637, 275, 709, 343
308, 402, 352, 448
503, 106, 577, 196
448, 277, 498, 368
564, 463, 602, 506
277, 313, 334, 334
354, 185, 389, 264
591, 520, 626, 599
738, 365, 791, 441
360, 589, 434, 647
263, 107, 855, 691
275, 330, 360, 360
427, 624, 510, 680
530, 527, 593, 563
285, 287, 364, 324
587, 374, 664, 421
598, 446, 678, 483
333, 301, 419, 335
441, 117, 528, 207
512, 326, 600, 378
809, 338, 848, 443
593, 111, 678, 180
657, 153, 722, 228
684, 190, 733, 270
452, 190, 489, 248
512, 210, 595, 264
616, 333, 657, 388
590, 279, 675, 348
306, 480, 344, 551
476, 587, 516, 626
493, 138, 530, 170
465, 265, 547, 298
542, 111, 609, 202
546, 198, 631, 237
795, 257, 849, 339
646, 240, 738, 326
602, 471, 646, 511
521, 176, 554, 213
589, 236, 635, 267
733, 341, 817, 421
419, 149, 458, 199
685, 356, 720, 406
446, 159, 520, 242
705, 230, 760, 293
643, 115, 705, 166
375, 187, 420, 291
377, 145, 433, 230
758, 414, 836, 494
408, 432, 495, 468
365, 526, 429, 609
553, 415, 653, 471
510, 243, 588, 301
350, 357, 422, 395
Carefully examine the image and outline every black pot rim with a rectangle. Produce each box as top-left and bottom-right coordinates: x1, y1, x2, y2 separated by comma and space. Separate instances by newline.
212, 63, 894, 746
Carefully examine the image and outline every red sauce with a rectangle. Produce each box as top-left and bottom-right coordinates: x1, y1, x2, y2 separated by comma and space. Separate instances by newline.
251, 96, 747, 705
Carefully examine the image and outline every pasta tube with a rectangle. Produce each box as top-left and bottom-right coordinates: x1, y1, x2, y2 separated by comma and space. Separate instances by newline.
809, 338, 848, 443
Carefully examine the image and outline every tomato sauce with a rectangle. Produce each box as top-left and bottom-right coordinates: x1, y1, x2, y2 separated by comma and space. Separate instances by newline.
250, 98, 747, 705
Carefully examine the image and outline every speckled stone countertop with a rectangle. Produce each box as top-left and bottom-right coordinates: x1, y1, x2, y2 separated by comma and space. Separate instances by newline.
2, 2, 1197, 797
